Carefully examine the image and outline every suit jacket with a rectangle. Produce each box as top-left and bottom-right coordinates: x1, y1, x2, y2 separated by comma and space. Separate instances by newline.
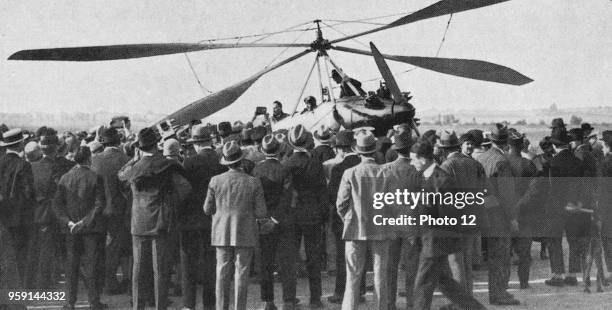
204, 169, 267, 247
336, 157, 392, 240
597, 153, 612, 237
119, 153, 192, 236
0, 152, 35, 228
180, 148, 227, 231
312, 144, 335, 165
252, 158, 294, 227
328, 154, 360, 229
544, 148, 584, 236
476, 146, 518, 237
506, 153, 540, 236
380, 157, 421, 240
31, 155, 75, 225
283, 151, 328, 225
91, 147, 129, 220
419, 165, 461, 257
53, 165, 106, 234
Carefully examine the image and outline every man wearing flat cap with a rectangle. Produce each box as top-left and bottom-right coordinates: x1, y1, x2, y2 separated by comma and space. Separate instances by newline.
26, 127, 75, 289
0, 128, 36, 285
91, 127, 132, 295
475, 123, 520, 305
204, 141, 267, 310
179, 124, 226, 310
119, 127, 192, 310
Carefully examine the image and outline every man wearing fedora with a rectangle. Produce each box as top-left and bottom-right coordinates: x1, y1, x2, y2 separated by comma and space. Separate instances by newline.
283, 125, 328, 308
91, 127, 132, 295
179, 124, 226, 310
119, 127, 192, 310
0, 128, 36, 285
326, 130, 366, 305
252, 134, 299, 310
380, 130, 421, 310
439, 131, 486, 299
475, 123, 520, 305
542, 125, 585, 287
312, 127, 336, 165
337, 129, 392, 310
204, 141, 267, 310
26, 127, 75, 289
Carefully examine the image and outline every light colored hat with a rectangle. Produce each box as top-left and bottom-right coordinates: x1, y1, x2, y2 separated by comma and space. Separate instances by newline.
163, 138, 181, 157
0, 128, 24, 147
220, 141, 244, 165
352, 129, 377, 154
260, 134, 282, 156
287, 125, 314, 151
187, 124, 213, 143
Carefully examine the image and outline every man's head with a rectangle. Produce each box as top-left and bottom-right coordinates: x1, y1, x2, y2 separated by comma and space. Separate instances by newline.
74, 146, 92, 166
507, 129, 525, 154
100, 127, 121, 147
459, 133, 475, 156
568, 128, 583, 149
488, 123, 509, 150
273, 101, 283, 115
392, 130, 414, 158
352, 129, 377, 159
410, 141, 434, 172
539, 136, 554, 155
138, 127, 160, 153
331, 69, 342, 83
334, 130, 354, 155
550, 127, 570, 152
602, 130, 612, 155
188, 124, 214, 152
1, 128, 25, 152
304, 96, 316, 110
437, 129, 460, 158
24, 141, 42, 162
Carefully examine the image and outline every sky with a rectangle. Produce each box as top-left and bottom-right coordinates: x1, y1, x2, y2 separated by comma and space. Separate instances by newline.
0, 0, 610, 123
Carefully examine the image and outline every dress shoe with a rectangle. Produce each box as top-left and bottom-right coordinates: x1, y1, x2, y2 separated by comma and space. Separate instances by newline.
327, 294, 342, 304
545, 277, 565, 287
520, 282, 530, 289
490, 297, 520, 305
263, 301, 278, 310
564, 276, 578, 286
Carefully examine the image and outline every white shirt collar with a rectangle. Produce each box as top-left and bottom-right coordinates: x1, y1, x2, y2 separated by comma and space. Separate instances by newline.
423, 162, 437, 179
5, 149, 22, 157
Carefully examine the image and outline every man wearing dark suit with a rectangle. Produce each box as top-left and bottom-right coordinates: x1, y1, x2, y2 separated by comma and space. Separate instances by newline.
91, 127, 131, 295
597, 131, 612, 276
283, 125, 328, 307
204, 141, 267, 310
505, 130, 538, 288
252, 135, 298, 310
179, 125, 226, 310
119, 127, 192, 310
381, 131, 421, 310
543, 125, 585, 287
475, 124, 520, 305
326, 130, 363, 304
312, 128, 336, 164
27, 129, 75, 289
53, 146, 107, 310
410, 141, 486, 310
0, 128, 35, 285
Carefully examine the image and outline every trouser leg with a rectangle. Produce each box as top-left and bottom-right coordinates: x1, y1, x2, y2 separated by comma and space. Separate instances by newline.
603, 236, 612, 271
132, 235, 151, 310
105, 216, 129, 290
151, 233, 169, 310
413, 255, 440, 310
201, 228, 216, 309
403, 239, 421, 307
234, 247, 254, 310
567, 236, 589, 274
259, 230, 278, 302
371, 240, 390, 310
215, 247, 233, 310
487, 237, 511, 300
515, 237, 532, 285
437, 257, 486, 310
179, 230, 200, 309
547, 237, 565, 274
332, 220, 346, 296
387, 238, 401, 308
277, 226, 297, 303
342, 240, 366, 310
82, 234, 104, 306
65, 234, 81, 306
301, 224, 322, 301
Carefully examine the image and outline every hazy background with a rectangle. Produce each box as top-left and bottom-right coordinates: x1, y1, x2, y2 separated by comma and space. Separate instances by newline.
1, 0, 610, 125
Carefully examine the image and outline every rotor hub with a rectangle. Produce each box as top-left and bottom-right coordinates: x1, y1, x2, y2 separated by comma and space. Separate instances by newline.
309, 20, 331, 53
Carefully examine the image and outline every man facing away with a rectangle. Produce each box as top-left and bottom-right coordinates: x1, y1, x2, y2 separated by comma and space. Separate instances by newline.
204, 141, 267, 310
119, 127, 192, 310
336, 129, 393, 310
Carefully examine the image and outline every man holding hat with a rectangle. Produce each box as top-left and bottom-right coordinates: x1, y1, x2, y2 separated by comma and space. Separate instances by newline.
91, 127, 132, 295
179, 124, 226, 310
252, 134, 299, 310
283, 125, 328, 307
475, 123, 520, 305
119, 127, 192, 310
26, 127, 75, 289
336, 129, 392, 310
380, 130, 421, 310
204, 141, 267, 310
0, 128, 36, 285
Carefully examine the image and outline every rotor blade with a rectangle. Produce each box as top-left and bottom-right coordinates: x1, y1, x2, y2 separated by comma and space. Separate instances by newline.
369, 43, 405, 104
332, 45, 533, 85
330, 0, 510, 44
8, 43, 311, 61
158, 49, 311, 126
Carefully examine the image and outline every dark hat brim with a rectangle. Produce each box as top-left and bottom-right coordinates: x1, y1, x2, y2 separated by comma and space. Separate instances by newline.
219, 152, 244, 165
259, 145, 282, 157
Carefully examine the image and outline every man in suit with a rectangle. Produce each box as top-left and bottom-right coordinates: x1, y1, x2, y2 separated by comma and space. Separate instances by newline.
543, 124, 585, 287
337, 129, 393, 310
312, 128, 336, 165
91, 127, 131, 295
326, 130, 365, 304
505, 130, 539, 288
0, 128, 35, 285
119, 127, 192, 310
475, 123, 520, 305
53, 146, 107, 310
439, 131, 486, 298
597, 131, 612, 278
204, 141, 267, 310
410, 141, 486, 310
179, 125, 226, 310
252, 135, 298, 310
27, 128, 75, 289
283, 125, 328, 307
381, 131, 421, 310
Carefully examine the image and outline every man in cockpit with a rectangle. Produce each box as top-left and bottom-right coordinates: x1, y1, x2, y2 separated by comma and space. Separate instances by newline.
331, 69, 366, 98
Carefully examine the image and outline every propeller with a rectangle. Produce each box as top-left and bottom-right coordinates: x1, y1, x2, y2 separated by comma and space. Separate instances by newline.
330, 0, 510, 44
332, 45, 533, 85
8, 42, 310, 61
157, 49, 311, 126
